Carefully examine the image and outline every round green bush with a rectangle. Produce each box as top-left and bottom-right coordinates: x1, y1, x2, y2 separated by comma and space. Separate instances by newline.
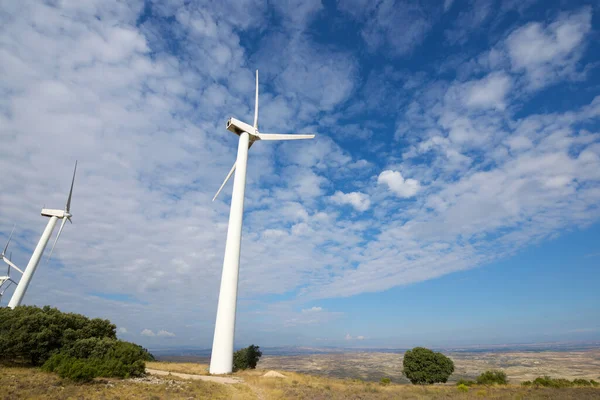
232, 344, 262, 372
476, 370, 508, 385
457, 383, 469, 392
402, 347, 455, 385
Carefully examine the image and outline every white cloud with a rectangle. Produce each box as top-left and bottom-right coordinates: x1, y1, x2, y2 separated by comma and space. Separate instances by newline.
272, 0, 323, 28
117, 327, 128, 334
157, 330, 176, 338
301, 306, 323, 313
464, 72, 512, 110
344, 333, 365, 340
0, 0, 599, 348
377, 170, 421, 198
338, 0, 434, 56
506, 7, 592, 89
330, 191, 371, 212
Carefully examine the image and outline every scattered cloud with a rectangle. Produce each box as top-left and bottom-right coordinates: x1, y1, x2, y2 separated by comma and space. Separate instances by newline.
344, 333, 365, 340
0, 0, 598, 346
338, 0, 436, 56
463, 72, 512, 111
330, 191, 371, 212
377, 170, 421, 198
117, 327, 128, 334
443, 0, 455, 12
301, 306, 323, 313
506, 7, 592, 89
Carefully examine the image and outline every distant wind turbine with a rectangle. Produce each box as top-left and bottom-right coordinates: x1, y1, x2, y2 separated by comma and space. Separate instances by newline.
1, 225, 24, 281
0, 251, 18, 304
8, 161, 77, 308
209, 70, 315, 374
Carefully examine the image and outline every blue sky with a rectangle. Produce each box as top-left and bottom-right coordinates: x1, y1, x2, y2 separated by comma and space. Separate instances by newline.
0, 0, 599, 348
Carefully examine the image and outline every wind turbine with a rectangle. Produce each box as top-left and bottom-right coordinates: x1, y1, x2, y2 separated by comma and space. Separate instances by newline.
0, 252, 18, 305
1, 226, 24, 282
209, 70, 315, 374
7, 161, 77, 309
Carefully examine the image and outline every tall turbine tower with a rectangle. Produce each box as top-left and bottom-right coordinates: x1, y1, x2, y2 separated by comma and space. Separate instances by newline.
209, 70, 315, 374
8, 162, 77, 308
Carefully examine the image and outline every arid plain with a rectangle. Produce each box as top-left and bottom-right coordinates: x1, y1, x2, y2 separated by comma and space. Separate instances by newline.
257, 349, 600, 383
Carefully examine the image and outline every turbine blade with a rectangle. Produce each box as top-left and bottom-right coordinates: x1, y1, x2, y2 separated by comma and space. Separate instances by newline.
253, 69, 259, 130
255, 133, 315, 141
66, 160, 77, 213
2, 225, 15, 257
212, 162, 236, 202
3, 257, 23, 275
47, 218, 67, 262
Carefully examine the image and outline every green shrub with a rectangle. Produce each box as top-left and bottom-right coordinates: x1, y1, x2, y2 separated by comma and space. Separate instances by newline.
476, 370, 508, 385
572, 378, 592, 386
42, 339, 150, 381
590, 380, 599, 387
232, 344, 262, 372
531, 376, 574, 388
402, 347, 455, 385
456, 378, 476, 386
380, 377, 391, 386
521, 380, 532, 386
0, 306, 152, 382
0, 306, 116, 365
457, 383, 469, 392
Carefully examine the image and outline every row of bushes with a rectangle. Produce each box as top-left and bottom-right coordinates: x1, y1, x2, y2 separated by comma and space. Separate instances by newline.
0, 306, 154, 382
457, 370, 508, 386
457, 373, 600, 388
522, 376, 599, 388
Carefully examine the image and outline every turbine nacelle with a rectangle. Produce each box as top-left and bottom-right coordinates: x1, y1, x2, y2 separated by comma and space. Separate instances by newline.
226, 117, 257, 137
41, 209, 68, 218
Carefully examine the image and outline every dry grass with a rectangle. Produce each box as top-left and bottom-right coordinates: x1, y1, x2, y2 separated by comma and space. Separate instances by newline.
147, 361, 210, 375
0, 364, 245, 399
2, 363, 600, 400
236, 368, 600, 399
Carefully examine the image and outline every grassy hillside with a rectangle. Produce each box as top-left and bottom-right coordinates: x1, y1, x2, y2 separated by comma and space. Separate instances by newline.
3, 362, 600, 399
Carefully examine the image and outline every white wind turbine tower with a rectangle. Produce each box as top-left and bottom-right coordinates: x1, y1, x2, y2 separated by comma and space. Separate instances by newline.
7, 161, 77, 309
209, 70, 315, 374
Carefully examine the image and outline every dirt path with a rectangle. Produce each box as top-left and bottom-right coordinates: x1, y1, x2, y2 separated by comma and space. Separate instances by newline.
146, 368, 243, 384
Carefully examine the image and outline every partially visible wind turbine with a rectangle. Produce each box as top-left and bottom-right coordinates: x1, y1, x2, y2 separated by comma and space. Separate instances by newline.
0, 227, 20, 305
209, 70, 315, 375
8, 161, 77, 309
1, 225, 24, 277
0, 252, 17, 304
